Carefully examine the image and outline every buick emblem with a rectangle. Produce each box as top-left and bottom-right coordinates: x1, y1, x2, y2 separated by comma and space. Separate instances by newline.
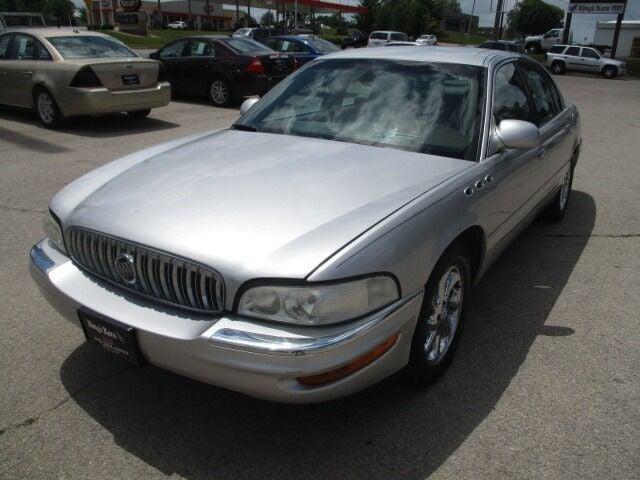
115, 253, 136, 285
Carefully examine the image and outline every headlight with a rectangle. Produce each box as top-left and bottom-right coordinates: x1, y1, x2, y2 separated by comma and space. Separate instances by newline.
43, 210, 66, 253
238, 276, 399, 326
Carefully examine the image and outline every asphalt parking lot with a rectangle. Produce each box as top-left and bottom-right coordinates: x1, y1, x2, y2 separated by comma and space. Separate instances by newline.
1, 76, 639, 479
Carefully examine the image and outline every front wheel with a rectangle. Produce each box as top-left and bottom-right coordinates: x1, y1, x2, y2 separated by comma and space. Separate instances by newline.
208, 78, 233, 107
550, 61, 566, 75
526, 43, 540, 54
602, 66, 617, 79
406, 244, 471, 386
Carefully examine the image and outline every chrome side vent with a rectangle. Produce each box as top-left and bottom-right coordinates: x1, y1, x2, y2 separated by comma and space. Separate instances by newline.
65, 227, 224, 314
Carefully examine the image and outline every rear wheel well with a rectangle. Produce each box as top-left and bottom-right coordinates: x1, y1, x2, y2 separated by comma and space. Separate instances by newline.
450, 226, 485, 283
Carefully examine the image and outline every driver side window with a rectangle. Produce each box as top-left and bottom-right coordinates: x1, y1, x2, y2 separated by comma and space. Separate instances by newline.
493, 62, 533, 124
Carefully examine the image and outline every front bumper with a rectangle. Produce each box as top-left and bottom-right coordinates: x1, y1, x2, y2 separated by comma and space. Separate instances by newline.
57, 82, 171, 118
30, 239, 423, 403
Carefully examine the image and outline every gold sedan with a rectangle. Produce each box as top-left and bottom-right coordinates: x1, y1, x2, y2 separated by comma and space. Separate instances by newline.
0, 28, 171, 127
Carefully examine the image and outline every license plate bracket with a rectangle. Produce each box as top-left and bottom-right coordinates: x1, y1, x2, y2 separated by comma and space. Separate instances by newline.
121, 74, 140, 86
79, 309, 143, 365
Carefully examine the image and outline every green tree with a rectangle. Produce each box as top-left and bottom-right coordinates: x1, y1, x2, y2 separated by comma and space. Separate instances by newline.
260, 10, 275, 26
507, 0, 564, 37
354, 0, 379, 32
44, 0, 75, 27
77, 5, 87, 24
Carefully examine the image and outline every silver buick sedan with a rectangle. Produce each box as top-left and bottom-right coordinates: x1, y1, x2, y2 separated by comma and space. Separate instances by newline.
30, 47, 581, 403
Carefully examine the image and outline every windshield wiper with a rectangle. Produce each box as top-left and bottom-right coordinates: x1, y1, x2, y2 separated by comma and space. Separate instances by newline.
231, 123, 259, 132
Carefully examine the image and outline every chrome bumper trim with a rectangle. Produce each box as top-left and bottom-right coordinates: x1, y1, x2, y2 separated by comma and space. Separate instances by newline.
209, 289, 423, 356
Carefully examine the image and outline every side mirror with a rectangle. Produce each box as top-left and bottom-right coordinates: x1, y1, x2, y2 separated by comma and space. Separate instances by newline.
492, 119, 540, 152
240, 97, 259, 116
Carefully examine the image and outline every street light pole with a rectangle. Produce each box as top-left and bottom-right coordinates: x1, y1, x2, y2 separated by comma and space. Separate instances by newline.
466, 0, 477, 41
294, 0, 297, 31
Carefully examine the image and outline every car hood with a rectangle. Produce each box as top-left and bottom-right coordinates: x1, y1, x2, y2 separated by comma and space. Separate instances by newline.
64, 130, 471, 287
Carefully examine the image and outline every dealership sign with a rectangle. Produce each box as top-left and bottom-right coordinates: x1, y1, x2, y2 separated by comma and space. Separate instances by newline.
568, 0, 625, 14
119, 0, 141, 11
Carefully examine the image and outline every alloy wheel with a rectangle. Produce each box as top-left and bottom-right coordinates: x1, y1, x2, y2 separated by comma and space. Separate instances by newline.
559, 168, 571, 211
423, 265, 464, 365
37, 92, 55, 124
210, 80, 228, 105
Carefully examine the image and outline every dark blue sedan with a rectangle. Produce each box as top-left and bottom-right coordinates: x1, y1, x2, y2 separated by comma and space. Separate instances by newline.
264, 35, 341, 65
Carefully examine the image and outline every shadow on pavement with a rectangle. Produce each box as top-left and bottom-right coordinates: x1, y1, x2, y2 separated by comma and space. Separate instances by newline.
0, 105, 179, 139
60, 191, 596, 480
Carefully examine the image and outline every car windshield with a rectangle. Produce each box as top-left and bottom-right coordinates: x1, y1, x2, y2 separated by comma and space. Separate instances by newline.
223, 37, 272, 53
47, 36, 136, 59
237, 59, 485, 161
308, 37, 340, 53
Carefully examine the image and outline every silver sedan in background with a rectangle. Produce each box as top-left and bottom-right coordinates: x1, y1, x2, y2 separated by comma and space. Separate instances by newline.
30, 47, 581, 403
0, 28, 170, 127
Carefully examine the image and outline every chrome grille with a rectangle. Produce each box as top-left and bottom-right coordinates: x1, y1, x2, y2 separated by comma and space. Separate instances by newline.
65, 227, 224, 313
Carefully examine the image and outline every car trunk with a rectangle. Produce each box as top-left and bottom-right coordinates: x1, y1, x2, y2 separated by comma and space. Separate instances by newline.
87, 60, 159, 91
255, 53, 295, 77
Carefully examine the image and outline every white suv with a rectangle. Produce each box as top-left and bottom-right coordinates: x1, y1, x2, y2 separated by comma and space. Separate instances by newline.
546, 45, 626, 79
368, 31, 408, 47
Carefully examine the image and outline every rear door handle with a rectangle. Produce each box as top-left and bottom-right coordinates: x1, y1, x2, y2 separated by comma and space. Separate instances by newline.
22, 71, 33, 77
537, 148, 546, 159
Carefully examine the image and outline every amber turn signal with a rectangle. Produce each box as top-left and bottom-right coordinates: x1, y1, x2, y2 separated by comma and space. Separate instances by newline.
297, 333, 399, 386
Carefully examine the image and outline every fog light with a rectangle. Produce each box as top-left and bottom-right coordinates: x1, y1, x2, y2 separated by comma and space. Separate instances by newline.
297, 333, 399, 386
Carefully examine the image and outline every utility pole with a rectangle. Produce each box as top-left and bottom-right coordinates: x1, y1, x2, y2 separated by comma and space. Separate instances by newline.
294, 0, 297, 32
235, 0, 239, 29
611, 0, 627, 59
466, 0, 477, 41
492, 0, 504, 40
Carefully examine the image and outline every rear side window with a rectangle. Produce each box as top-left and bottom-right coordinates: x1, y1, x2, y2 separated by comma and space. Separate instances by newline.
188, 40, 212, 57
580, 48, 599, 59
8, 33, 51, 60
565, 46, 579, 56
548, 45, 565, 54
0, 34, 11, 59
493, 62, 533, 124
390, 33, 405, 41
370, 32, 386, 40
519, 62, 561, 124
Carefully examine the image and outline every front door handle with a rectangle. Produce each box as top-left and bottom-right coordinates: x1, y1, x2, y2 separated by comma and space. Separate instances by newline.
537, 148, 546, 160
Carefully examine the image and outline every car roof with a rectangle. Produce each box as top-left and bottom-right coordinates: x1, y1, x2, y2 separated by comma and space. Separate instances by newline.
324, 45, 519, 67
371, 30, 404, 34
270, 35, 310, 41
0, 27, 111, 39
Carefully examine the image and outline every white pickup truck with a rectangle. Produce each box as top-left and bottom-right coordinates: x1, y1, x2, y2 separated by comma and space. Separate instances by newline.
0, 12, 46, 32
525, 28, 565, 54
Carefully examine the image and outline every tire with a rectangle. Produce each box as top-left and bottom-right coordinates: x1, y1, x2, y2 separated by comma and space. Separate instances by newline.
602, 65, 617, 79
406, 244, 471, 386
208, 78, 233, 107
127, 108, 151, 119
34, 88, 63, 128
545, 164, 574, 221
526, 43, 540, 54
550, 61, 566, 75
